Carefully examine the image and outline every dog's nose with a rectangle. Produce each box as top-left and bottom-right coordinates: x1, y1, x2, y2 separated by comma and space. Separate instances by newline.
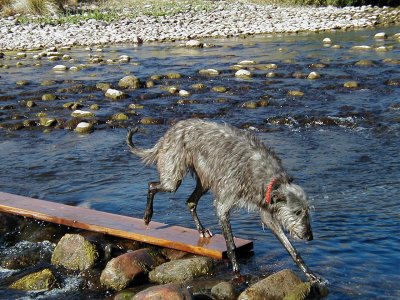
306, 231, 313, 241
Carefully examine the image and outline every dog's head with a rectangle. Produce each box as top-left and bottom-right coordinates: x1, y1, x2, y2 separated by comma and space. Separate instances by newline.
263, 182, 313, 241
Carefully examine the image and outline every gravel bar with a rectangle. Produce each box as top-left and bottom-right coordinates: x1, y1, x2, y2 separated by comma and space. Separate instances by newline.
0, 2, 399, 50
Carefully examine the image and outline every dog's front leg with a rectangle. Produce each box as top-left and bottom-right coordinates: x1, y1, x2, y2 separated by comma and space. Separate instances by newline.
272, 226, 321, 282
218, 210, 240, 274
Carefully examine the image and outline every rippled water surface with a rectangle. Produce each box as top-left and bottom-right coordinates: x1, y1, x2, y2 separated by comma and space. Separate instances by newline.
1, 26, 400, 299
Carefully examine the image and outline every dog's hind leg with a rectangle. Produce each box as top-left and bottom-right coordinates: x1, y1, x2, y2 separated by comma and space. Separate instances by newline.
144, 180, 182, 225
186, 178, 212, 238
217, 206, 240, 274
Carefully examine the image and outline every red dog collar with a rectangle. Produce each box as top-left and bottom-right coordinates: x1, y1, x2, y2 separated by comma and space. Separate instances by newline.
265, 178, 278, 204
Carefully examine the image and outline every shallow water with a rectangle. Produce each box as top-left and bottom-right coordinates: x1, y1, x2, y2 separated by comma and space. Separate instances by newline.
1, 26, 400, 299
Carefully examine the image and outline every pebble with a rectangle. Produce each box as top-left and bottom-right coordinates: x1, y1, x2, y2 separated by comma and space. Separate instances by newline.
0, 3, 399, 50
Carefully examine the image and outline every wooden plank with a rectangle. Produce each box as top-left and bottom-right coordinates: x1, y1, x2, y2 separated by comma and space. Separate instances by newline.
0, 192, 253, 259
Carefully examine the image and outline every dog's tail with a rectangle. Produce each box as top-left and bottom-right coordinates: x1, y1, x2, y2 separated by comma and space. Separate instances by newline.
126, 128, 159, 165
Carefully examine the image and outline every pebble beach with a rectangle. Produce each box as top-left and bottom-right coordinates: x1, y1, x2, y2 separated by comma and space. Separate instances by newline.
0, 1, 399, 50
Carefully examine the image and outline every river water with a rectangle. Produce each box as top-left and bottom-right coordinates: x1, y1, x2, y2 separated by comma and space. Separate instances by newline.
0, 26, 399, 299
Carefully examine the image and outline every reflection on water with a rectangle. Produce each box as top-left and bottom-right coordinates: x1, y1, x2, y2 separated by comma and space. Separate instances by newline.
1, 26, 400, 299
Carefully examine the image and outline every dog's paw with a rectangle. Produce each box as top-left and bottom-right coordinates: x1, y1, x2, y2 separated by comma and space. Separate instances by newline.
199, 229, 213, 238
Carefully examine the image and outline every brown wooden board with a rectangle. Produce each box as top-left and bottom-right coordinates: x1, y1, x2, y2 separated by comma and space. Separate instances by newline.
0, 192, 253, 259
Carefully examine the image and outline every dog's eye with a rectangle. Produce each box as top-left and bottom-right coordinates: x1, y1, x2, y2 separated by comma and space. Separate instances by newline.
295, 210, 302, 216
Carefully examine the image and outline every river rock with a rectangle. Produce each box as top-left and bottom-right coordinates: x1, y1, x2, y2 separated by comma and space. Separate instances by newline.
179, 89, 190, 97
212, 86, 228, 93
42, 93, 57, 101
288, 90, 304, 97
191, 83, 207, 90
111, 113, 129, 121
100, 248, 166, 291
211, 281, 237, 300
166, 73, 182, 79
307, 72, 321, 80
53, 64, 68, 71
351, 45, 372, 51
238, 269, 308, 300
322, 37, 332, 44
118, 75, 141, 89
186, 40, 203, 48
149, 257, 214, 284
374, 32, 387, 40
39, 117, 57, 127
355, 60, 374, 66
140, 117, 163, 125
10, 268, 57, 291
105, 88, 128, 100
71, 110, 95, 118
51, 234, 99, 271
235, 69, 252, 78
199, 69, 219, 76
133, 283, 194, 300
344, 81, 359, 88
74, 122, 94, 134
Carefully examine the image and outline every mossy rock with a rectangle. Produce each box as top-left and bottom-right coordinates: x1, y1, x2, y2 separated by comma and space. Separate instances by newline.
39, 117, 57, 127
96, 82, 112, 91
90, 104, 100, 110
26, 100, 36, 108
212, 86, 228, 93
191, 83, 207, 90
166, 73, 182, 79
344, 81, 359, 88
74, 122, 94, 134
105, 89, 128, 100
140, 117, 163, 125
63, 102, 83, 110
288, 90, 304, 97
111, 113, 129, 121
51, 234, 99, 271
42, 94, 57, 101
10, 268, 56, 291
118, 75, 141, 89
199, 69, 219, 76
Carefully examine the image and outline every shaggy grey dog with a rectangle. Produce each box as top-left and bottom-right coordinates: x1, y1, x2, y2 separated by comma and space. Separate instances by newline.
127, 119, 321, 282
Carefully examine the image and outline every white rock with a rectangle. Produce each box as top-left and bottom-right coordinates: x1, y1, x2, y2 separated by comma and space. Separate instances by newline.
235, 69, 252, 78
186, 40, 203, 48
53, 65, 68, 71
323, 37, 332, 44
178, 90, 190, 97
374, 32, 387, 39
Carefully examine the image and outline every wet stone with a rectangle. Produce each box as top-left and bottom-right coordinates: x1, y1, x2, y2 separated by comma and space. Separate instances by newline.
355, 60, 374, 66
71, 110, 95, 118
385, 79, 400, 86
16, 80, 29, 86
105, 88, 128, 100
100, 248, 166, 291
26, 100, 37, 108
199, 69, 219, 76
149, 257, 214, 284
118, 75, 141, 89
235, 69, 252, 78
288, 90, 304, 97
53, 64, 68, 71
238, 269, 306, 300
96, 82, 112, 91
192, 83, 207, 90
75, 122, 94, 134
42, 93, 57, 101
211, 281, 237, 300
140, 117, 163, 125
133, 283, 194, 300
10, 268, 57, 291
344, 81, 359, 88
186, 39, 203, 48
212, 86, 228, 93
166, 73, 182, 79
51, 234, 99, 271
307, 72, 321, 80
111, 113, 129, 121
39, 117, 57, 127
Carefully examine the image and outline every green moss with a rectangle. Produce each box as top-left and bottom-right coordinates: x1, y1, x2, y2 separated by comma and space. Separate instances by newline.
10, 268, 56, 291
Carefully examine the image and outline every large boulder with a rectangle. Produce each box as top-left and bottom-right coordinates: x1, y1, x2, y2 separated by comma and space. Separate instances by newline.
133, 283, 193, 300
100, 248, 166, 291
149, 257, 214, 284
51, 234, 99, 271
238, 269, 310, 300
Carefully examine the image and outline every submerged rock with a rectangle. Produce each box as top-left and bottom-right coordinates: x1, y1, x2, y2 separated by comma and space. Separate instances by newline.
235, 69, 252, 78
10, 268, 57, 291
149, 257, 214, 284
51, 234, 99, 271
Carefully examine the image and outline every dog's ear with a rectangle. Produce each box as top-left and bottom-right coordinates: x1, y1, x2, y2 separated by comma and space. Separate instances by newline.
270, 190, 286, 205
